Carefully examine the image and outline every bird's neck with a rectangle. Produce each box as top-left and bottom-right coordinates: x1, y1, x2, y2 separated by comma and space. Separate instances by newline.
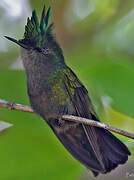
25, 59, 65, 96
21, 47, 65, 95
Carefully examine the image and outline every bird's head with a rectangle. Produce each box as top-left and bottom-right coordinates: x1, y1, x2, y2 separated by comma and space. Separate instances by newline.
5, 6, 64, 68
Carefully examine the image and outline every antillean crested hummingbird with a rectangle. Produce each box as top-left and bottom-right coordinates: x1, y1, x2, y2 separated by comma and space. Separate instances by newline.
5, 6, 130, 176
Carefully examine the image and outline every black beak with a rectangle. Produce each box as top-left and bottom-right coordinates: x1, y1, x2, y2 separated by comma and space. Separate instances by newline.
4, 36, 28, 49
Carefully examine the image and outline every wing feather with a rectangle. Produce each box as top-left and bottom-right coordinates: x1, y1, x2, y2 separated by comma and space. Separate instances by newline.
62, 67, 130, 175
63, 67, 105, 170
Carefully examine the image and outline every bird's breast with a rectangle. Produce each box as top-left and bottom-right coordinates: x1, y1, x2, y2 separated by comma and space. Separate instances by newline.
29, 74, 71, 121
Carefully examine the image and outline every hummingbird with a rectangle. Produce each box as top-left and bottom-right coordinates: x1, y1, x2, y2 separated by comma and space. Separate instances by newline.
5, 6, 131, 176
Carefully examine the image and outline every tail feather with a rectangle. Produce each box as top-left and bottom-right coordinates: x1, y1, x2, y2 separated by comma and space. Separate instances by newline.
96, 128, 130, 172
49, 122, 130, 177
99, 128, 130, 156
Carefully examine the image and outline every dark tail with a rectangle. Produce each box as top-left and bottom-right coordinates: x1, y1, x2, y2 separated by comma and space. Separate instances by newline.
49, 122, 130, 177
93, 127, 131, 175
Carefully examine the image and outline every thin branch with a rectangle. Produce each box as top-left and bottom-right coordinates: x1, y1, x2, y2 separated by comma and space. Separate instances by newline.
0, 99, 33, 113
62, 115, 134, 139
0, 99, 134, 140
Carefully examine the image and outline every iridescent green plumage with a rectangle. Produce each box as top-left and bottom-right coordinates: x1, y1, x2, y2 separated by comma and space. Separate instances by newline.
24, 6, 53, 45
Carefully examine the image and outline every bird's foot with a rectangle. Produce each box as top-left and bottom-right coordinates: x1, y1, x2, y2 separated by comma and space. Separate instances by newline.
56, 105, 68, 127
56, 116, 65, 127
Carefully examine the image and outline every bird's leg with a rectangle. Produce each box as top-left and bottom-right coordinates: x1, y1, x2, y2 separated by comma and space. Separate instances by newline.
49, 106, 78, 132
56, 116, 64, 126
56, 105, 68, 126
56, 105, 79, 130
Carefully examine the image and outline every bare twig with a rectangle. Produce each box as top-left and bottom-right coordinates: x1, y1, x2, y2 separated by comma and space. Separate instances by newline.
0, 99, 33, 113
0, 99, 134, 140
62, 115, 134, 139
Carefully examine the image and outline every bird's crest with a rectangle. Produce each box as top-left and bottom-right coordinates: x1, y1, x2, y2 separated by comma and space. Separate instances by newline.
24, 6, 53, 44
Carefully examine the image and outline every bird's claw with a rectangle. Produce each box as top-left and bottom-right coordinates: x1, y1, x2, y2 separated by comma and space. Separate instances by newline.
57, 116, 65, 127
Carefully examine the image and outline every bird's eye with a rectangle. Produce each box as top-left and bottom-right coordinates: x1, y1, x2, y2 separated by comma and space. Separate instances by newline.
42, 47, 51, 55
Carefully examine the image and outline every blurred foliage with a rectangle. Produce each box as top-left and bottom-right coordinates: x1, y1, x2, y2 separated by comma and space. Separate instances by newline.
0, 0, 134, 179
